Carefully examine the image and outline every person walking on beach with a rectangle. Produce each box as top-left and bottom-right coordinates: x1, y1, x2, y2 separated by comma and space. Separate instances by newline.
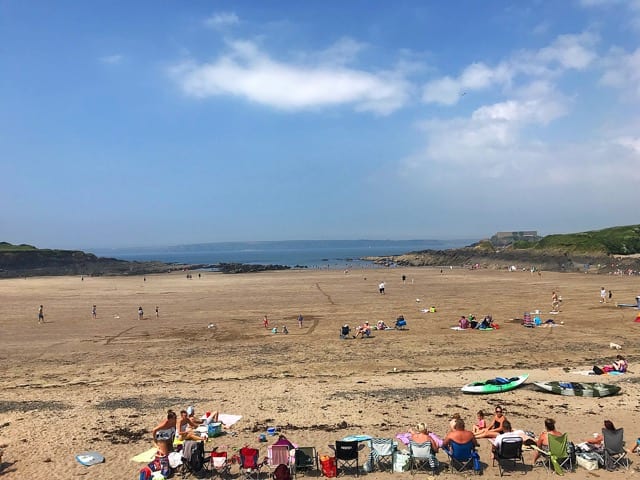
138, 306, 144, 320
379, 281, 385, 294
92, 305, 97, 319
263, 315, 269, 328
600, 287, 607, 303
155, 306, 159, 319
551, 291, 560, 312
38, 305, 44, 324
297, 314, 303, 328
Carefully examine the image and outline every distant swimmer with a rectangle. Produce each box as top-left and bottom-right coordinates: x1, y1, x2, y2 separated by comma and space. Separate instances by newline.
38, 305, 44, 324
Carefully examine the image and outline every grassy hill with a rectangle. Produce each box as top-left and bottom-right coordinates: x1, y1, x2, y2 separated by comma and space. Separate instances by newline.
516, 224, 640, 255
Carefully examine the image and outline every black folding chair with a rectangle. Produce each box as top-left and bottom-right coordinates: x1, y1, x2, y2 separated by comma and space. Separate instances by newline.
294, 446, 319, 477
332, 441, 363, 477
603, 428, 630, 470
493, 437, 526, 476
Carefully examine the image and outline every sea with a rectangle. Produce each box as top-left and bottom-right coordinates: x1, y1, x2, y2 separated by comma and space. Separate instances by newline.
91, 239, 474, 270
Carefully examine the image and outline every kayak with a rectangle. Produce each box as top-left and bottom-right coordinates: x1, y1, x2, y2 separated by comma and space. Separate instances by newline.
461, 374, 528, 394
533, 381, 621, 397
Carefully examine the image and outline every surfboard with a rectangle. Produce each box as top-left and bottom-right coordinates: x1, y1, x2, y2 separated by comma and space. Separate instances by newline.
75, 451, 105, 466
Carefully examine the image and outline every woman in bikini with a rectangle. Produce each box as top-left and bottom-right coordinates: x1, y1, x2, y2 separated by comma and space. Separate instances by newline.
475, 405, 507, 439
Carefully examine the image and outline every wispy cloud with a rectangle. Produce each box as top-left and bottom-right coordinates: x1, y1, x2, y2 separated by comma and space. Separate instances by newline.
600, 46, 640, 99
422, 33, 598, 105
204, 12, 239, 29
99, 54, 123, 65
170, 39, 410, 115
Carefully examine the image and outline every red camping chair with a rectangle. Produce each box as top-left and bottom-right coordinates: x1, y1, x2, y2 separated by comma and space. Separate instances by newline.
239, 447, 265, 480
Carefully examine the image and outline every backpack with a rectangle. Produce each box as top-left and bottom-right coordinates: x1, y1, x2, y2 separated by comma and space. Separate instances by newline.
273, 463, 291, 480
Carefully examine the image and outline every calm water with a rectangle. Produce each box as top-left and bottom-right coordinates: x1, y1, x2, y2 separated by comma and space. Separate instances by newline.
92, 239, 473, 269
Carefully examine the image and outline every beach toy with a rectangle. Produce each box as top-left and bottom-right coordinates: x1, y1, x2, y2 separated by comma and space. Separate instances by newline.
267, 427, 277, 436
259, 433, 267, 442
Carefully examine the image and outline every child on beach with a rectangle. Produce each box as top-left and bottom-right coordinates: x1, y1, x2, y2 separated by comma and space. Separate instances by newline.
473, 410, 487, 436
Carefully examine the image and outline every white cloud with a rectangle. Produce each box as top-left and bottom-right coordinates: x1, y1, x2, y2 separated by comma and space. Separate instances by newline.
170, 40, 410, 114
204, 12, 239, 29
99, 54, 123, 65
616, 136, 640, 154
422, 32, 598, 106
600, 47, 640, 98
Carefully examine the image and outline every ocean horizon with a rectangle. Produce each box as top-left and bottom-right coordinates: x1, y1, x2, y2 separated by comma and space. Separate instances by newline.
91, 239, 476, 269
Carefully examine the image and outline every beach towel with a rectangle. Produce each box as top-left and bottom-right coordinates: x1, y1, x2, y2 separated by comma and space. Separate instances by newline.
132, 447, 158, 463
218, 413, 242, 427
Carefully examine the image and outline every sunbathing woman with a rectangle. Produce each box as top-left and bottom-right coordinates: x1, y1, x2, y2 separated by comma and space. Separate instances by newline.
475, 405, 507, 439
177, 409, 205, 442
409, 423, 439, 453
151, 409, 177, 442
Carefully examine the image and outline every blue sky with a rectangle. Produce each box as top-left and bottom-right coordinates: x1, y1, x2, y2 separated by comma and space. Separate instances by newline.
2, 0, 640, 249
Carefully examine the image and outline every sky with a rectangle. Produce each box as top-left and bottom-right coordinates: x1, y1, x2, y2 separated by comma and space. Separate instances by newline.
2, 0, 640, 249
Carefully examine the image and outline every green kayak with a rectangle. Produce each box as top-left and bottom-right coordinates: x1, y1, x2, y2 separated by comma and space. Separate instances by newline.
461, 374, 528, 394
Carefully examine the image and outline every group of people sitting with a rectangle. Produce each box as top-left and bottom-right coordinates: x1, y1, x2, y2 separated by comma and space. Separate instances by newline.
141, 406, 220, 479
406, 405, 633, 473
339, 316, 409, 338
458, 314, 497, 330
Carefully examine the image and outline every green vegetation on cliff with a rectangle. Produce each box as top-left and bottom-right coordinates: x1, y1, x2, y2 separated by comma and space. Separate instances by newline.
519, 224, 640, 255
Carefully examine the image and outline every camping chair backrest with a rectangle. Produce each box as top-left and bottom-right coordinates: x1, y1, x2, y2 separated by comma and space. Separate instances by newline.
498, 437, 523, 459
268, 445, 291, 466
409, 440, 434, 458
336, 441, 359, 460
371, 438, 394, 457
603, 428, 625, 454
449, 440, 474, 460
211, 451, 228, 469
240, 447, 260, 469
295, 446, 318, 471
548, 433, 569, 458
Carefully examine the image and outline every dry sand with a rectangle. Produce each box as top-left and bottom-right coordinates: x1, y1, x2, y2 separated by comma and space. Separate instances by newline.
0, 267, 639, 479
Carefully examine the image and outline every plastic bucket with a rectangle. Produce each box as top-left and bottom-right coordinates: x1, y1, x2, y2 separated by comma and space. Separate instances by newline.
267, 427, 277, 436
320, 456, 337, 477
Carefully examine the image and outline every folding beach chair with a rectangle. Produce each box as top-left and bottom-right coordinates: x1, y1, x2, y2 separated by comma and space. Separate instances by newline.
239, 446, 266, 480
603, 427, 630, 470
493, 437, 525, 476
208, 450, 230, 480
445, 440, 480, 475
266, 444, 295, 479
409, 440, 439, 475
333, 441, 361, 477
180, 440, 206, 478
370, 438, 395, 472
534, 433, 573, 474
294, 446, 319, 477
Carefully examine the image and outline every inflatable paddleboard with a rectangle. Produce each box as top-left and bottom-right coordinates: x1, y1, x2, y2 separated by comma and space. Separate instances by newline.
533, 381, 621, 397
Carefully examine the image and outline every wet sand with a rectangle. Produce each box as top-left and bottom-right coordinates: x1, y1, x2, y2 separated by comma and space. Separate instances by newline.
0, 268, 638, 479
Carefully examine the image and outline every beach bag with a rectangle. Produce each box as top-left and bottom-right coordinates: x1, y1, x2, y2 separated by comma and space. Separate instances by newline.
577, 453, 598, 471
471, 451, 481, 472
593, 366, 604, 375
274, 463, 292, 480
319, 455, 337, 478
393, 452, 410, 472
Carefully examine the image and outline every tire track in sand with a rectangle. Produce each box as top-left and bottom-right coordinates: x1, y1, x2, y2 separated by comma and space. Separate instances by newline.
315, 282, 335, 305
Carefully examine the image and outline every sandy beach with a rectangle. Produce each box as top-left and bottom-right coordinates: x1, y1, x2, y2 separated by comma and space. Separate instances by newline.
1, 267, 638, 479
